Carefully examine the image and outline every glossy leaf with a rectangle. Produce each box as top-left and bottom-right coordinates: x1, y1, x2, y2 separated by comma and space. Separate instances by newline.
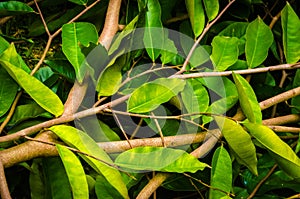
185, 0, 205, 37
44, 60, 76, 82
219, 22, 248, 38
67, 0, 87, 5
0, 60, 64, 117
143, 0, 164, 62
0, 1, 34, 16
115, 146, 208, 173
211, 36, 239, 71
243, 122, 300, 181
127, 78, 186, 113
0, 67, 18, 117
62, 22, 98, 83
56, 144, 89, 199
49, 125, 129, 199
214, 116, 257, 175
281, 3, 300, 64
203, 0, 219, 21
232, 72, 262, 124
181, 79, 209, 120
209, 146, 232, 199
245, 17, 273, 68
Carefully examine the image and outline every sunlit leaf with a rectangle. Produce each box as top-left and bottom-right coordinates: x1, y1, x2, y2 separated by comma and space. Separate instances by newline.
0, 1, 34, 16
115, 146, 208, 173
245, 17, 273, 68
62, 22, 98, 83
143, 0, 163, 61
127, 78, 186, 113
95, 174, 123, 199
185, 0, 205, 37
209, 146, 232, 199
211, 36, 239, 71
181, 79, 209, 120
0, 60, 64, 117
203, 0, 219, 21
243, 122, 300, 181
232, 72, 262, 124
215, 116, 257, 175
50, 125, 129, 199
160, 32, 178, 65
56, 144, 89, 199
219, 22, 248, 38
281, 2, 300, 64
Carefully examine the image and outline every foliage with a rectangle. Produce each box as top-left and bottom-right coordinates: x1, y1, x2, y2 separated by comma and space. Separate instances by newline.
0, 0, 300, 198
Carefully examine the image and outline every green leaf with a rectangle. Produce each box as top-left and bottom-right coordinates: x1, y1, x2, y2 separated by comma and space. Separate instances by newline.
211, 36, 239, 71
115, 146, 208, 173
44, 60, 76, 82
95, 174, 123, 199
0, 67, 18, 117
185, 0, 205, 37
96, 61, 123, 97
0, 1, 34, 16
41, 157, 73, 199
209, 146, 232, 199
291, 69, 300, 114
232, 72, 262, 124
281, 3, 300, 64
67, 0, 88, 5
49, 125, 129, 199
160, 33, 178, 65
127, 78, 186, 113
143, 0, 164, 61
219, 22, 248, 38
203, 0, 219, 21
62, 22, 98, 83
56, 144, 89, 199
0, 60, 64, 117
214, 116, 258, 175
243, 123, 300, 181
181, 79, 209, 120
245, 17, 273, 68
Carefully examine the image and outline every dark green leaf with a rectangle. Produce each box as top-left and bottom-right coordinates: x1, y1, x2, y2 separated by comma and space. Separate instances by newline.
67, 0, 87, 5
127, 78, 186, 113
209, 146, 232, 199
245, 17, 273, 68
211, 36, 239, 71
56, 144, 89, 199
0, 1, 34, 16
95, 174, 123, 199
115, 146, 208, 173
232, 72, 262, 124
243, 122, 300, 181
50, 125, 129, 199
214, 116, 258, 175
281, 2, 300, 64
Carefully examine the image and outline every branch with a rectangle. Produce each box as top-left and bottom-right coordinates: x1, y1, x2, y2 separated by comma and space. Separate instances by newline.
262, 114, 300, 126
0, 160, 11, 199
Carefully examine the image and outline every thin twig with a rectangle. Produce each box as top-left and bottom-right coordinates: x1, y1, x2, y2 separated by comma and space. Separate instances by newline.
112, 110, 133, 149
151, 112, 166, 147
247, 164, 277, 199
175, 0, 236, 74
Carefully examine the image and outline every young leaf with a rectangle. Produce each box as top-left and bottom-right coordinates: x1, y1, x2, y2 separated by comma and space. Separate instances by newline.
185, 0, 205, 37
0, 60, 64, 117
49, 125, 129, 199
232, 72, 262, 124
243, 122, 300, 181
0, 67, 18, 117
209, 146, 232, 199
214, 116, 257, 175
115, 146, 208, 173
0, 1, 34, 16
211, 36, 239, 71
62, 22, 98, 83
203, 0, 219, 21
281, 2, 300, 64
143, 0, 164, 62
127, 78, 186, 113
56, 144, 89, 199
181, 79, 209, 120
245, 17, 273, 68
